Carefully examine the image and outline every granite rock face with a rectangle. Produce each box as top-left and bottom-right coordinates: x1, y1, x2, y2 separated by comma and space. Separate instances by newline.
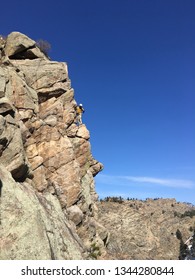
0, 165, 83, 260
0, 32, 106, 260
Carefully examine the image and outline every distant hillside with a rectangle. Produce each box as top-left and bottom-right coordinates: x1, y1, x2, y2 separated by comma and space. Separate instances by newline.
98, 198, 195, 259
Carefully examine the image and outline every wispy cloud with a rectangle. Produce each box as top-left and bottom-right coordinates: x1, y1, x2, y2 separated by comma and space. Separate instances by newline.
96, 174, 195, 189
123, 176, 194, 188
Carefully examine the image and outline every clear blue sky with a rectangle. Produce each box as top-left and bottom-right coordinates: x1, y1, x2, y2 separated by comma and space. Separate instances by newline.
1, 0, 195, 204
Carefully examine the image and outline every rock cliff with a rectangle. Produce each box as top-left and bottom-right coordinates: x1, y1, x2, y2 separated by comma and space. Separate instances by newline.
0, 32, 107, 259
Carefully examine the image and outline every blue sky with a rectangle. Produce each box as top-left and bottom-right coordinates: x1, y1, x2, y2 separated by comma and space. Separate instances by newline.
1, 0, 195, 204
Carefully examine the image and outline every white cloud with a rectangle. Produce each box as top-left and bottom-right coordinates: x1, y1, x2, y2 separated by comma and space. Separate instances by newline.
123, 176, 194, 188
97, 174, 195, 189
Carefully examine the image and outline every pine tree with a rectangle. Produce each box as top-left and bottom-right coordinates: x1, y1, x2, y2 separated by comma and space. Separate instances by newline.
192, 230, 195, 258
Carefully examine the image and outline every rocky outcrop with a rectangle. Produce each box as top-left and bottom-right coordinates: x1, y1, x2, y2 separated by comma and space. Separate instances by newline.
98, 199, 195, 260
0, 165, 83, 260
0, 32, 107, 260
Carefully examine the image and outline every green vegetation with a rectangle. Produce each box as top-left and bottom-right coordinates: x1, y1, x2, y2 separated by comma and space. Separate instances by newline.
89, 242, 101, 259
174, 209, 195, 218
181, 209, 195, 218
100, 196, 124, 203
100, 196, 171, 203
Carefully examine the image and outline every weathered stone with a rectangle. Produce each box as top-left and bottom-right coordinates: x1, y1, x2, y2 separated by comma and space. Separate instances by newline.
35, 125, 61, 143
77, 125, 90, 140
26, 143, 38, 159
98, 199, 195, 260
30, 155, 43, 171
90, 159, 104, 176
0, 118, 30, 181
33, 165, 48, 191
22, 46, 47, 59
18, 109, 34, 120
66, 123, 79, 137
0, 97, 14, 115
44, 115, 57, 126
4, 32, 36, 57
5, 68, 38, 111
81, 171, 95, 212
0, 115, 5, 134
31, 119, 44, 130
62, 91, 76, 128
0, 68, 6, 98
94, 221, 110, 245
11, 59, 70, 98
51, 162, 82, 207
67, 205, 84, 226
37, 137, 74, 168
0, 165, 83, 260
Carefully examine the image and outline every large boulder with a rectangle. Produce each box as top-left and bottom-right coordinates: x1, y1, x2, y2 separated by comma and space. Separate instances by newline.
4, 32, 46, 59
11, 59, 71, 100
5, 32, 36, 57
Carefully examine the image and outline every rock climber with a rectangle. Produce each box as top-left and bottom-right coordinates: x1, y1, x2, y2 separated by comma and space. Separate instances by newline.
75, 104, 85, 125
